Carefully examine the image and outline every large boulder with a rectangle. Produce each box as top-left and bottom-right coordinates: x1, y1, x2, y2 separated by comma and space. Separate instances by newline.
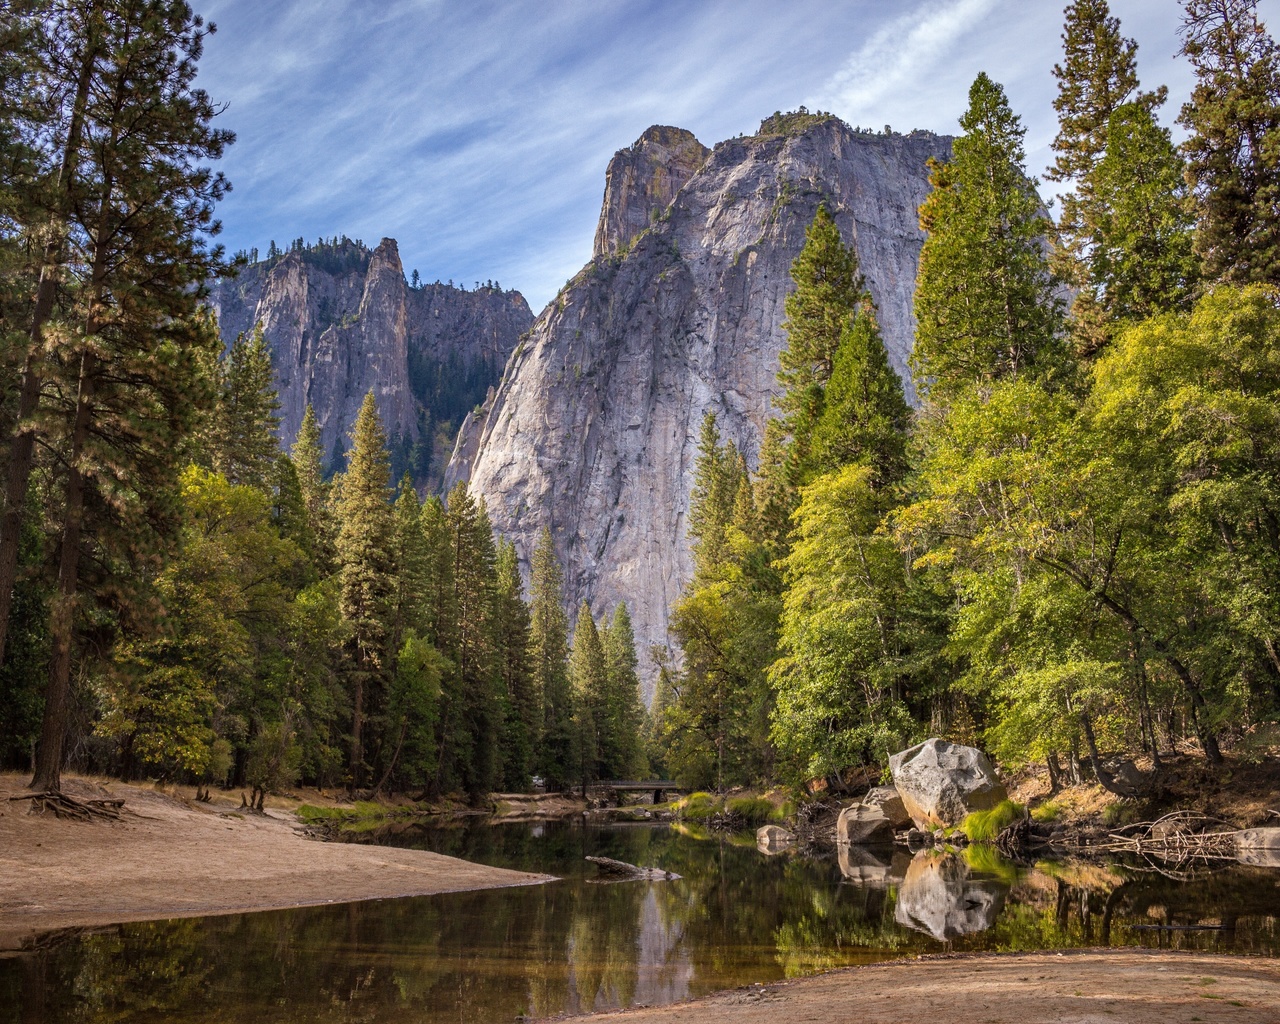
889, 738, 1007, 829
1236, 827, 1280, 867
862, 785, 912, 829
894, 851, 1009, 940
837, 802, 896, 844
838, 845, 912, 885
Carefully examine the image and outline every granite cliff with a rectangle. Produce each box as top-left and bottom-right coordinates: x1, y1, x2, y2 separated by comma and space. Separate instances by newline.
210, 238, 532, 485
448, 115, 951, 698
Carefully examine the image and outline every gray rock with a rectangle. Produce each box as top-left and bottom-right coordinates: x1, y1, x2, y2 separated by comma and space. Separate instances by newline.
838, 845, 911, 885
756, 824, 796, 853
594, 126, 709, 259
448, 118, 954, 698
893, 851, 1009, 940
889, 738, 1007, 829
837, 802, 895, 845
862, 785, 912, 829
209, 238, 532, 488
1236, 827, 1280, 867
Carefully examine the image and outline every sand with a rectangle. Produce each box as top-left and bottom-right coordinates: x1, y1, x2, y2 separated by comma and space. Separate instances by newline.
545, 950, 1280, 1024
0, 774, 552, 951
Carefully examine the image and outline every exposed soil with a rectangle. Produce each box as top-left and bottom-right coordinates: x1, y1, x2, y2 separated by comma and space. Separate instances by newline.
0, 773, 553, 952
545, 950, 1280, 1024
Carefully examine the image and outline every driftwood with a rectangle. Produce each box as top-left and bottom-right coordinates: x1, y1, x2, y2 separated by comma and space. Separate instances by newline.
9, 791, 124, 821
585, 856, 680, 881
1095, 810, 1242, 867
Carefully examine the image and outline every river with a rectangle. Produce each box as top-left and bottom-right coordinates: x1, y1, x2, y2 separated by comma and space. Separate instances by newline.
3, 820, 1278, 1022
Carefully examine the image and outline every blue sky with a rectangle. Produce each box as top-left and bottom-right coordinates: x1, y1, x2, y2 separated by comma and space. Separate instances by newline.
195, 0, 1277, 312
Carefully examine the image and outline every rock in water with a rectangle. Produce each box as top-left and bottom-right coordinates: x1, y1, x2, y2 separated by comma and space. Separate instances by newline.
756, 824, 796, 852
1236, 828, 1280, 867
209, 238, 532, 489
448, 115, 953, 699
894, 851, 1008, 940
838, 845, 911, 886
837, 802, 895, 845
861, 785, 913, 829
889, 738, 1007, 829
585, 855, 679, 881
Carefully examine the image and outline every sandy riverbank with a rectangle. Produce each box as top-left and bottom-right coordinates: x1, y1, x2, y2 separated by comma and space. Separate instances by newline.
545, 949, 1280, 1024
0, 774, 553, 951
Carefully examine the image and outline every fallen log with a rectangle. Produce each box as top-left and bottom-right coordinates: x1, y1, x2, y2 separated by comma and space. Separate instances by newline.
9, 791, 124, 821
585, 855, 680, 881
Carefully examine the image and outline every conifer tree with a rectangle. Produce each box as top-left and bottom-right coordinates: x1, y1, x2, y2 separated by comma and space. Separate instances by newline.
291, 404, 335, 572
210, 324, 280, 490
687, 414, 745, 580
529, 525, 574, 789
601, 603, 644, 778
776, 205, 865, 473
912, 73, 1063, 407
569, 603, 606, 785
1179, 0, 1280, 285
30, 2, 233, 793
335, 392, 395, 787
390, 475, 430, 650
809, 300, 911, 488
494, 539, 535, 790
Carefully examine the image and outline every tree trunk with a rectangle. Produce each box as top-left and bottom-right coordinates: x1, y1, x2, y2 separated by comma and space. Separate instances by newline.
350, 659, 365, 790
30, 348, 98, 794
0, 14, 99, 667
1079, 712, 1130, 797
1046, 751, 1062, 794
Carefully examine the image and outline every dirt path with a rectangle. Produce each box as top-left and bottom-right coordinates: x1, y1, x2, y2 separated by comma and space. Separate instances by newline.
546, 950, 1280, 1024
0, 774, 552, 951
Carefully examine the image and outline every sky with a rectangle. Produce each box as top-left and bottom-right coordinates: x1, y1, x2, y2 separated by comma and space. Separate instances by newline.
194, 0, 1279, 313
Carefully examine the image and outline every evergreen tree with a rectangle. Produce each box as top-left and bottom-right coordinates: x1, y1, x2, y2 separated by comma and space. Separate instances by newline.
1179, 0, 1280, 285
210, 324, 280, 490
776, 205, 865, 474
569, 603, 607, 786
494, 539, 535, 790
291, 404, 335, 572
601, 603, 644, 778
809, 299, 911, 488
529, 525, 574, 789
912, 73, 1063, 407
687, 413, 745, 579
390, 474, 430, 650
334, 392, 395, 787
29, 2, 233, 793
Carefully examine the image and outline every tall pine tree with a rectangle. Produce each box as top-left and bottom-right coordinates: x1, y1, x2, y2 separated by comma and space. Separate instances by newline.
209, 323, 280, 490
529, 525, 574, 789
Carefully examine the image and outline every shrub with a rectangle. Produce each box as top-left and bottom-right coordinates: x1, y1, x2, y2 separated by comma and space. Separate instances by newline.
679, 791, 721, 821
1102, 800, 1140, 827
725, 795, 777, 827
1031, 800, 1062, 823
960, 799, 1026, 841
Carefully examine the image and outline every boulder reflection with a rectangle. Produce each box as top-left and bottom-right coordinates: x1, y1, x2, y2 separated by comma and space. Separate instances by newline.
893, 850, 1009, 940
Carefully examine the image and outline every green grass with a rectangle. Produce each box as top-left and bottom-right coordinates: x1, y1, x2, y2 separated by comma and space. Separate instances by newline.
1030, 800, 1062, 823
1102, 800, 1141, 827
296, 800, 417, 832
678, 792, 722, 821
960, 799, 1026, 841
725, 795, 781, 826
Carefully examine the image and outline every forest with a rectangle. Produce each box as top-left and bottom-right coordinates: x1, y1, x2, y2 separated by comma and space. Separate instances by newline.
3, 0, 1280, 802
652, 0, 1280, 792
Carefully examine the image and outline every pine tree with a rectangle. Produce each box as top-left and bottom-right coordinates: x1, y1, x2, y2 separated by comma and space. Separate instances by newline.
291, 403, 335, 572
29, 2, 233, 793
569, 603, 606, 786
494, 539, 535, 790
390, 474, 430, 650
776, 205, 865, 473
529, 525, 574, 789
210, 323, 280, 490
809, 299, 911, 488
334, 392, 395, 788
687, 414, 746, 580
601, 603, 644, 778
912, 73, 1063, 408
1179, 0, 1280, 285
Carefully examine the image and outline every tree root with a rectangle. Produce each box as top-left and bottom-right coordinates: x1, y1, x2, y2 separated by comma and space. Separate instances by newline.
9, 791, 124, 821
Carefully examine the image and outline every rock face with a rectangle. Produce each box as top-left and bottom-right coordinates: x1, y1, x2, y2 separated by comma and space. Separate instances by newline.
889, 739, 1007, 829
209, 238, 532, 485
894, 851, 1008, 940
593, 126, 710, 258
448, 117, 951, 697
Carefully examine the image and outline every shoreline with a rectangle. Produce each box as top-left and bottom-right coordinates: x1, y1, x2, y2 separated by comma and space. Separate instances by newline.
0, 774, 554, 952
541, 949, 1280, 1023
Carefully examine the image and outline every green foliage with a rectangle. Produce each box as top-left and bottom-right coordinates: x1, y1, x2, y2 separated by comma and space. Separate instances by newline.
912, 73, 1064, 406
724, 794, 779, 826
757, 107, 837, 137
530, 526, 575, 790
678, 791, 721, 820
960, 799, 1025, 841
1031, 800, 1063, 823
208, 324, 281, 489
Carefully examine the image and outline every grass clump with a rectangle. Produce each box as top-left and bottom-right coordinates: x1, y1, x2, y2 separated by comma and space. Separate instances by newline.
1102, 800, 1141, 827
725, 795, 779, 826
1031, 800, 1062, 823
677, 791, 722, 821
960, 799, 1025, 842
296, 800, 415, 833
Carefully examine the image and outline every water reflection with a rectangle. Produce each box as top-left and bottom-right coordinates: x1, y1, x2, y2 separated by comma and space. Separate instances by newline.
893, 851, 1008, 940
4, 821, 1279, 1023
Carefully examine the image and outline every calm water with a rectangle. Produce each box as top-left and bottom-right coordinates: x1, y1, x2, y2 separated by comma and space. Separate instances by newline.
3, 821, 1279, 1023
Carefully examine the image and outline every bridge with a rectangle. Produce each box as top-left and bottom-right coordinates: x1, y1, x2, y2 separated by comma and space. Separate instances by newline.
587, 780, 688, 806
